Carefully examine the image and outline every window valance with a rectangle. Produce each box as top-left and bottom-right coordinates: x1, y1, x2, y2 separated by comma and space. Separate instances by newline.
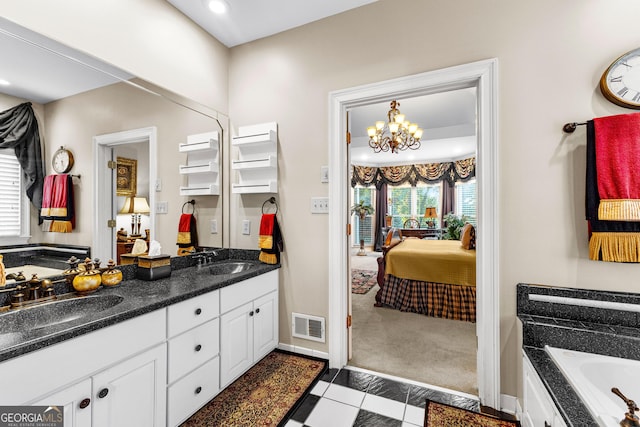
351, 157, 475, 189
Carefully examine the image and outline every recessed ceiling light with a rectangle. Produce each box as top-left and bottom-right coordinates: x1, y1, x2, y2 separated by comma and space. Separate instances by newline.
206, 0, 228, 14
0, 79, 10, 86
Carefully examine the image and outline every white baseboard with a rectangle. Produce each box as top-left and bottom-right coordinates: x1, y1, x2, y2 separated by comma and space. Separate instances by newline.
278, 343, 329, 360
500, 393, 519, 416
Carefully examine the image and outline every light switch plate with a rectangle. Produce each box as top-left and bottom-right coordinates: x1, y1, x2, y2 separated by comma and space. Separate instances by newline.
242, 220, 251, 235
311, 197, 329, 214
210, 219, 218, 234
321, 166, 329, 183
156, 201, 168, 214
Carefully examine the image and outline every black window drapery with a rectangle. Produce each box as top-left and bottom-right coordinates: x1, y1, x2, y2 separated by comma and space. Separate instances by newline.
0, 102, 44, 210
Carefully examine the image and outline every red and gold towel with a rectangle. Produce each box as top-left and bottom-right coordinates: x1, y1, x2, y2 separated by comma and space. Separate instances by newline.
258, 214, 283, 265
177, 213, 198, 255
594, 113, 640, 221
40, 174, 74, 233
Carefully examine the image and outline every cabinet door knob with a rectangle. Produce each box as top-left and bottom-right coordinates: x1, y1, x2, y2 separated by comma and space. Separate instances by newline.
249, 311, 254, 316
98, 388, 109, 399
79, 398, 91, 409
195, 386, 202, 394
255, 308, 260, 314
195, 308, 202, 315
195, 344, 202, 352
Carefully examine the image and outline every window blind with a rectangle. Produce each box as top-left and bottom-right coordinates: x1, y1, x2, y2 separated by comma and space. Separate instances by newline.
0, 152, 22, 237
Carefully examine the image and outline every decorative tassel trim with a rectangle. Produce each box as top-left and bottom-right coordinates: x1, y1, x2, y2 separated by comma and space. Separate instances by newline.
259, 251, 277, 265
598, 199, 640, 221
259, 235, 273, 250
49, 221, 72, 233
589, 232, 640, 262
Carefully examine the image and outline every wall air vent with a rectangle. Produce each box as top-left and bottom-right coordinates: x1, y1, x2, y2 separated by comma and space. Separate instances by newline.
292, 312, 325, 343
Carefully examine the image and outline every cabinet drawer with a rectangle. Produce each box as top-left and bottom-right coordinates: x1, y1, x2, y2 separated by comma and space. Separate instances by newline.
167, 290, 219, 337
167, 356, 220, 427
220, 270, 277, 314
168, 318, 219, 383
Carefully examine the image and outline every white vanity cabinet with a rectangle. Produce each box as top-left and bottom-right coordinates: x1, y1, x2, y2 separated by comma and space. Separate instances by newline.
166, 290, 220, 427
220, 270, 278, 388
522, 354, 567, 427
2, 309, 167, 427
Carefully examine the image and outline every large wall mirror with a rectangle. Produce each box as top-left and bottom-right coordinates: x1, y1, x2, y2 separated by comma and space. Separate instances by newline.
0, 17, 226, 264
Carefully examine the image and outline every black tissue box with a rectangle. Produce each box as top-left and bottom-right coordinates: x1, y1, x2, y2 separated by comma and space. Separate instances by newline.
136, 255, 171, 281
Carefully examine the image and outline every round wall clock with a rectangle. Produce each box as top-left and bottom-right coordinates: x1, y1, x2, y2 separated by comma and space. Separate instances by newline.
52, 146, 75, 174
600, 47, 640, 109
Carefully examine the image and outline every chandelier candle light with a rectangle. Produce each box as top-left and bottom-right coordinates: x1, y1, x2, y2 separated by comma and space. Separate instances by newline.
367, 100, 423, 153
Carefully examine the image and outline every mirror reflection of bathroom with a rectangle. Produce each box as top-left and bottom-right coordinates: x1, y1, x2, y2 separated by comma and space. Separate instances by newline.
0, 16, 225, 279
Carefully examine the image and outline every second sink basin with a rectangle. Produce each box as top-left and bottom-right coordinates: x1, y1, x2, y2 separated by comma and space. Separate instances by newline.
209, 260, 258, 276
0, 294, 124, 333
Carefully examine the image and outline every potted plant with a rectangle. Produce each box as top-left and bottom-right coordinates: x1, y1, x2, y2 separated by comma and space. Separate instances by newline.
350, 200, 374, 220
441, 213, 470, 240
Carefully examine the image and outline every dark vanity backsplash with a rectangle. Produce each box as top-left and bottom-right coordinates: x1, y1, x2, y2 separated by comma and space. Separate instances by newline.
0, 247, 262, 307
518, 283, 640, 360
0, 243, 91, 270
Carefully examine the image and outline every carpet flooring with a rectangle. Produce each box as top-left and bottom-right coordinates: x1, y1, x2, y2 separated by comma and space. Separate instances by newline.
425, 400, 520, 426
351, 269, 378, 294
350, 271, 478, 395
181, 351, 326, 426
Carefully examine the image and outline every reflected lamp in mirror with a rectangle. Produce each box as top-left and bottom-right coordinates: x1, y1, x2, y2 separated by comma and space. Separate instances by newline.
424, 207, 438, 228
119, 196, 150, 237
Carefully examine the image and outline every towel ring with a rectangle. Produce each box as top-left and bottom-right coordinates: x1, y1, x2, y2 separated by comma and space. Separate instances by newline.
182, 200, 195, 214
262, 197, 278, 214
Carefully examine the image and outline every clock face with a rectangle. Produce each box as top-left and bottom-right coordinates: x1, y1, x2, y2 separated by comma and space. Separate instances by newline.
600, 47, 640, 109
52, 148, 74, 173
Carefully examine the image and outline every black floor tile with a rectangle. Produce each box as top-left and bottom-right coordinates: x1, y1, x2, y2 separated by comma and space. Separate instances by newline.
352, 409, 403, 427
366, 376, 410, 403
321, 368, 339, 383
290, 394, 321, 423
331, 369, 374, 392
410, 386, 479, 412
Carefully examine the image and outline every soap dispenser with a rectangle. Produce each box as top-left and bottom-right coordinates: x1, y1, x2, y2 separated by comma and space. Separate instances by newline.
101, 259, 122, 287
72, 258, 102, 295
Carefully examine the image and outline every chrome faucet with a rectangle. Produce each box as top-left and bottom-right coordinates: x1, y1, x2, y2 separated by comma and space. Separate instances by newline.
612, 387, 640, 427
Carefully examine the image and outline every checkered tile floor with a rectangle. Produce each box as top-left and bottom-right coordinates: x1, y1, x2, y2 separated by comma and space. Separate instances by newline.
282, 367, 479, 427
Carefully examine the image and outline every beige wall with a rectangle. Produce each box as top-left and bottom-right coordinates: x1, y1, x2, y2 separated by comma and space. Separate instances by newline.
227, 0, 640, 398
1, 0, 229, 112
6, 0, 640, 403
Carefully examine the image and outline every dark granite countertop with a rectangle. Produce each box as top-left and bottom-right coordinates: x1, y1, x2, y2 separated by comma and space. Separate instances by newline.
523, 346, 597, 426
0, 251, 279, 363
518, 283, 640, 426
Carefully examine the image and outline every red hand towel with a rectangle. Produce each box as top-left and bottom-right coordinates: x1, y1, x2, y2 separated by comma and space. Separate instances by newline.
594, 113, 640, 221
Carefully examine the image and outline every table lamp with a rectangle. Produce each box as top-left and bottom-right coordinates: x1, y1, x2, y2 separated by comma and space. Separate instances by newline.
119, 196, 150, 236
424, 207, 438, 228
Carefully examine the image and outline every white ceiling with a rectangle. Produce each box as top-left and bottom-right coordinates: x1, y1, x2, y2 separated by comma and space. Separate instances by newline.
349, 89, 477, 166
166, 0, 378, 48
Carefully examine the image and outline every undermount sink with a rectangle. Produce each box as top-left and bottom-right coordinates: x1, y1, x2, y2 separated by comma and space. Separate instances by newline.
0, 294, 124, 334
209, 261, 258, 276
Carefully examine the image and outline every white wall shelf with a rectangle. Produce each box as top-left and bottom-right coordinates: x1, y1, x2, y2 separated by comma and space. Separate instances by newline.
231, 122, 277, 194
179, 131, 219, 196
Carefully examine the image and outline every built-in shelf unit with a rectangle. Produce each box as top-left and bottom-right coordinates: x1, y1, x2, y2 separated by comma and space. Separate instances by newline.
231, 122, 278, 194
179, 131, 220, 196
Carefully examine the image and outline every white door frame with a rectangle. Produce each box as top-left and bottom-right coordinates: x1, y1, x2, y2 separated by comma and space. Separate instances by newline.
93, 127, 157, 262
327, 59, 500, 408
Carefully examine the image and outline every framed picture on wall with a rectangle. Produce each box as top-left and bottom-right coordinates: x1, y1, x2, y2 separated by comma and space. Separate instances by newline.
116, 157, 137, 197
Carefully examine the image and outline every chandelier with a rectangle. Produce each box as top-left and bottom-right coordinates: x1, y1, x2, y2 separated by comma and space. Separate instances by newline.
367, 100, 423, 153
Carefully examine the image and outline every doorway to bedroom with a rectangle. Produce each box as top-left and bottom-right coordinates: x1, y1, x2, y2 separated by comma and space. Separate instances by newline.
328, 59, 500, 409
346, 91, 478, 396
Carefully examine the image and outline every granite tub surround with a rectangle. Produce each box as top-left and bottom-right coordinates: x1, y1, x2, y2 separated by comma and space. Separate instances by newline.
0, 243, 91, 270
0, 249, 278, 363
517, 283, 640, 426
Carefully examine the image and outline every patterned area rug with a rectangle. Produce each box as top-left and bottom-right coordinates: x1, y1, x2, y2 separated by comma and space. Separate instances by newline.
425, 401, 520, 427
352, 269, 378, 294
181, 351, 326, 426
